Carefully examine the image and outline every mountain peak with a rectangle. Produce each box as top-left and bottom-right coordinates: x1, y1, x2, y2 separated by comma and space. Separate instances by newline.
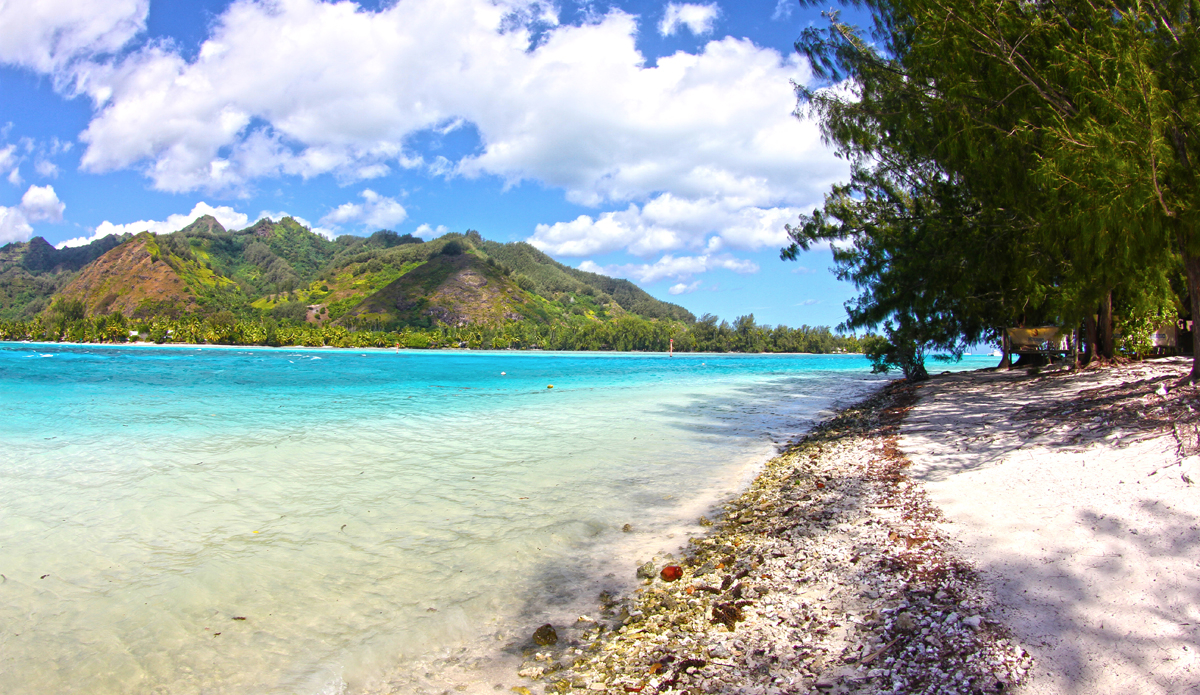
179, 214, 226, 236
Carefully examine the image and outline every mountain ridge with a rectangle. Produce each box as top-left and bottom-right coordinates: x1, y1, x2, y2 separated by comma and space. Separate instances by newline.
0, 215, 693, 330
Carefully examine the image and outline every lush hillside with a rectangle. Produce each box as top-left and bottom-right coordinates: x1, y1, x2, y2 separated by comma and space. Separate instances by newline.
12, 216, 693, 332
0, 215, 864, 353
341, 246, 531, 329
51, 231, 245, 318
0, 234, 130, 320
478, 237, 695, 322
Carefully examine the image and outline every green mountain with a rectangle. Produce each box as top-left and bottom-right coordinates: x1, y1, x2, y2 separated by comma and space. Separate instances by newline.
3, 215, 692, 329
0, 234, 131, 320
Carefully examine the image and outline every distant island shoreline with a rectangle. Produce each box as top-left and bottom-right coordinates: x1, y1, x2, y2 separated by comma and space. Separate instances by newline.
1, 338, 860, 357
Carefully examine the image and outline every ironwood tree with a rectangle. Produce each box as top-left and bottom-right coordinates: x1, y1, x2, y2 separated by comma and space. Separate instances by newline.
787, 0, 1194, 376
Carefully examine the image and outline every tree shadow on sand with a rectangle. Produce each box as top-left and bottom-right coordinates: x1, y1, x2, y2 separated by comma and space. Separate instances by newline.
902, 359, 1199, 483
963, 500, 1200, 694
902, 359, 1200, 694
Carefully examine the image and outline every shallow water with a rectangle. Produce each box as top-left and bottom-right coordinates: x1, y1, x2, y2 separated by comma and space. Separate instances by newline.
0, 344, 995, 694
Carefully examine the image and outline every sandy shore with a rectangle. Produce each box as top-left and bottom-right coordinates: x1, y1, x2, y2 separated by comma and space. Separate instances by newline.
515, 359, 1200, 694
901, 358, 1200, 695
512, 381, 1032, 694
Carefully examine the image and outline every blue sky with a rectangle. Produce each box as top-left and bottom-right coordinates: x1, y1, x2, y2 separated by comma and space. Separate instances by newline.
0, 0, 873, 329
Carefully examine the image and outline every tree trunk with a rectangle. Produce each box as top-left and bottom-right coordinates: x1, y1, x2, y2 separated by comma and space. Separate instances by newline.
1084, 313, 1098, 365
1099, 291, 1114, 360
1183, 247, 1200, 382
999, 330, 1011, 369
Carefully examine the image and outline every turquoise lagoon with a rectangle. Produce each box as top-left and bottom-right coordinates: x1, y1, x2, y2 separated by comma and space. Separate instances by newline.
0, 344, 996, 694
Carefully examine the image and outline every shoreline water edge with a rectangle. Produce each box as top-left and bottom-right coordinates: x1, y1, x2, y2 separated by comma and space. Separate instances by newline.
509, 378, 1033, 695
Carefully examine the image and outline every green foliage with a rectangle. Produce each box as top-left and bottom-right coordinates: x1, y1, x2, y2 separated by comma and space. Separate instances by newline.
513, 273, 536, 291
860, 320, 931, 381
479, 240, 694, 322
788, 0, 1198, 375
272, 300, 309, 323
0, 310, 864, 354
51, 297, 86, 322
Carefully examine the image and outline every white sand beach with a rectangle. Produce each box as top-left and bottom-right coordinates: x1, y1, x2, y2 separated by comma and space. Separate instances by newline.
901, 358, 1200, 695
531, 359, 1200, 695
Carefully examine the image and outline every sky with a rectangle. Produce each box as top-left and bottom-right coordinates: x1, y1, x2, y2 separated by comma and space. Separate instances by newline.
0, 0, 874, 329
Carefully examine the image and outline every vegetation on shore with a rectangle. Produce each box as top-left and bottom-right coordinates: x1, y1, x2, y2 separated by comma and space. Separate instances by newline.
0, 305, 863, 353
0, 217, 863, 353
785, 1, 1199, 379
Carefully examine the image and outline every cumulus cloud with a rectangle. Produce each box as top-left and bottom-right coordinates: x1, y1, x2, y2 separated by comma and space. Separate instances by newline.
0, 184, 66, 243
414, 223, 449, 239
318, 189, 407, 231
0, 208, 33, 243
579, 253, 757, 284
57, 201, 248, 248
20, 185, 66, 222
66, 0, 842, 206
530, 194, 804, 257
0, 0, 147, 74
659, 3, 720, 36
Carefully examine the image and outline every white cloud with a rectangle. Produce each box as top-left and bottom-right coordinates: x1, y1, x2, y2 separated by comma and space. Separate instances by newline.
0, 145, 17, 172
0, 207, 33, 243
659, 3, 720, 37
1, 145, 21, 186
35, 160, 59, 178
66, 0, 843, 206
0, 0, 147, 74
318, 189, 408, 231
579, 253, 757, 284
668, 280, 703, 295
57, 201, 248, 248
796, 299, 819, 306
772, 0, 794, 21
20, 185, 65, 222
530, 194, 804, 257
414, 223, 449, 239
0, 184, 66, 243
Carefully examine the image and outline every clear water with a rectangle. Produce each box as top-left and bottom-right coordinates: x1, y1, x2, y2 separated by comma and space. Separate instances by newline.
0, 343, 996, 694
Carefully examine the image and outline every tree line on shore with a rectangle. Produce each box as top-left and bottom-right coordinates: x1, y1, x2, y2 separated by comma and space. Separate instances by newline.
0, 302, 865, 354
784, 1, 1200, 379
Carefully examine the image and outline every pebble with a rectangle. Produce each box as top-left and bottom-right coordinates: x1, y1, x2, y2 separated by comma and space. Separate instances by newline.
531, 624, 557, 647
